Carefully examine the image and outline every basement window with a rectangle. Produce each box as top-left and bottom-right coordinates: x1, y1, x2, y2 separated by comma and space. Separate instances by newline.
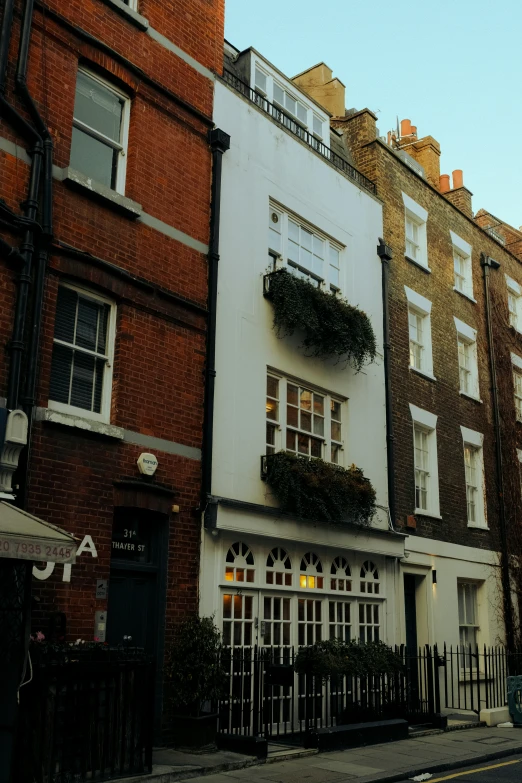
70, 69, 130, 194
48, 285, 116, 423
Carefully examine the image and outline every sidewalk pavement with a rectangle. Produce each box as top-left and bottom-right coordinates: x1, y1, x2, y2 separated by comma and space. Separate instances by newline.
123, 725, 522, 783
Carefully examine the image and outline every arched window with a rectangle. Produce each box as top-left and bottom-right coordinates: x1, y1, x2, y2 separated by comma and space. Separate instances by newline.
360, 560, 379, 594
299, 552, 323, 589
330, 556, 351, 591
266, 547, 292, 586
225, 542, 255, 583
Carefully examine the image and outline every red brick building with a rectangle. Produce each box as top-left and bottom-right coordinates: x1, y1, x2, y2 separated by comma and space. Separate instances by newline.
0, 0, 224, 727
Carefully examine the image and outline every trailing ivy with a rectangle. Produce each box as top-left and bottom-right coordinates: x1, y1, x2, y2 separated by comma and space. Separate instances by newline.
265, 451, 375, 528
265, 269, 376, 370
294, 639, 403, 681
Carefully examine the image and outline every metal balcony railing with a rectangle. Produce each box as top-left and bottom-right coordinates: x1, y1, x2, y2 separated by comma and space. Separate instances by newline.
222, 69, 377, 196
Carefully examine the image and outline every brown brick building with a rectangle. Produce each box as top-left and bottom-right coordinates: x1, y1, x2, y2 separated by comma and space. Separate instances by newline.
294, 65, 522, 650
0, 0, 224, 727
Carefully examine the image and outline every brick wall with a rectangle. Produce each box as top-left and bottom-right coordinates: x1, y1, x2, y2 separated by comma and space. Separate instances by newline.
340, 125, 522, 576
0, 0, 224, 726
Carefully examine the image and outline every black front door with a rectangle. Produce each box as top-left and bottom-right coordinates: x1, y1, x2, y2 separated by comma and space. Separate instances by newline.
107, 571, 157, 653
404, 574, 418, 653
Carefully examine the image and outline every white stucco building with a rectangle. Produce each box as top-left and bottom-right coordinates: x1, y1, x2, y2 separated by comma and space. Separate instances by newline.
200, 44, 406, 655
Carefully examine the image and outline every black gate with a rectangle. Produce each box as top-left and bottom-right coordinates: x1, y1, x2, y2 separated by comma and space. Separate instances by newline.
14, 646, 154, 782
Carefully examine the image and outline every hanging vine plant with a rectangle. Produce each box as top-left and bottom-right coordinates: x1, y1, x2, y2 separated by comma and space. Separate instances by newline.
264, 452, 376, 528
264, 269, 377, 370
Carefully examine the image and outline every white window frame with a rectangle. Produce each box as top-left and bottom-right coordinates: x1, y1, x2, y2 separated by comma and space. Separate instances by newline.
124, 0, 138, 9
512, 353, 522, 421
451, 231, 474, 301
72, 68, 131, 195
402, 193, 429, 271
506, 275, 522, 333
458, 581, 480, 651
48, 283, 116, 424
460, 426, 487, 529
454, 317, 480, 400
409, 404, 440, 518
266, 371, 345, 465
268, 204, 344, 293
405, 287, 435, 379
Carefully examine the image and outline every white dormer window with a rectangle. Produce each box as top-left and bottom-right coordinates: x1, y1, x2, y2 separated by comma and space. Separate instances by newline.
252, 59, 329, 145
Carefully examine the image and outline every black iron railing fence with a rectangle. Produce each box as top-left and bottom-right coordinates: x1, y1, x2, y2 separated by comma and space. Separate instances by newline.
218, 644, 522, 739
15, 647, 154, 783
222, 68, 377, 196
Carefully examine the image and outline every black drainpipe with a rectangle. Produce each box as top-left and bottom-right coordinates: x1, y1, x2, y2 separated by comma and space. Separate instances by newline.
377, 238, 396, 528
481, 253, 515, 654
201, 128, 230, 524
16, 0, 53, 414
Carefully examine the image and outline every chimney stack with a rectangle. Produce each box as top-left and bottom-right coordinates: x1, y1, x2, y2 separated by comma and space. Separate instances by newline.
443, 169, 473, 218
291, 63, 345, 117
439, 174, 450, 194
400, 118, 412, 137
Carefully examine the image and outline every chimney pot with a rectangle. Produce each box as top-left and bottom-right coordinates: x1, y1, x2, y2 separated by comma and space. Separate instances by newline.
452, 169, 463, 189
400, 118, 412, 137
411, 125, 417, 137
439, 174, 450, 194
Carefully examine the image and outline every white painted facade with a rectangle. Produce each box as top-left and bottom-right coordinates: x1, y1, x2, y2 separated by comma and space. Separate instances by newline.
201, 51, 407, 654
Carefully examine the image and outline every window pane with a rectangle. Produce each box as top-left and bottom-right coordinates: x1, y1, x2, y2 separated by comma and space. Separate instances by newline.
300, 410, 312, 432
267, 375, 279, 398
76, 298, 101, 351
74, 71, 123, 142
298, 433, 309, 454
300, 389, 312, 410
313, 416, 324, 436
296, 102, 307, 123
255, 68, 267, 93
287, 384, 298, 406
311, 438, 322, 458
70, 126, 117, 188
70, 351, 96, 411
313, 394, 324, 415
287, 405, 298, 428
313, 115, 322, 137
49, 344, 73, 404
54, 287, 77, 344
273, 83, 284, 105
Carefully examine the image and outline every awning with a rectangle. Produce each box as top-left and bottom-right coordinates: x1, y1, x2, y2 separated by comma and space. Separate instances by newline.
0, 502, 78, 563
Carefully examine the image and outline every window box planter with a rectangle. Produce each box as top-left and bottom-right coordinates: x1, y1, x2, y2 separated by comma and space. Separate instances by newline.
263, 269, 376, 370
261, 452, 376, 528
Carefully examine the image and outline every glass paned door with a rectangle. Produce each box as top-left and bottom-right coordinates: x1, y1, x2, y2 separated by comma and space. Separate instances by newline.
222, 591, 256, 648
260, 594, 293, 734
220, 590, 259, 735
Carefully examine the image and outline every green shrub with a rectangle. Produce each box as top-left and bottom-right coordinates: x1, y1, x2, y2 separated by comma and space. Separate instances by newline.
294, 639, 403, 681
164, 616, 228, 716
265, 269, 376, 370
265, 452, 375, 528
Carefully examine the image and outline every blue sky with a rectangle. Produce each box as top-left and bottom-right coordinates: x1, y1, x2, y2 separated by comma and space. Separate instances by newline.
225, 0, 521, 229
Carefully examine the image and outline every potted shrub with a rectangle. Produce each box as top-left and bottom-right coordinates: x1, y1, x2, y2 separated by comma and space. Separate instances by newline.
264, 268, 376, 370
264, 452, 376, 528
164, 615, 228, 748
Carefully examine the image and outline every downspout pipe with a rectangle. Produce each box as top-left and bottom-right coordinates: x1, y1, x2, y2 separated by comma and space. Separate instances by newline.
15, 0, 53, 414
377, 239, 396, 529
201, 128, 230, 523
481, 253, 515, 654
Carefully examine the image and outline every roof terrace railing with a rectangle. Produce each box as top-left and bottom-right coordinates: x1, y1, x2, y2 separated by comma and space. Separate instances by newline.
222, 68, 377, 196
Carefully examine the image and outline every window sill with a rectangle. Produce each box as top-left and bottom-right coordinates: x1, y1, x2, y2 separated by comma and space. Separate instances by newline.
405, 255, 431, 274
409, 366, 437, 382
467, 523, 489, 531
414, 509, 442, 520
453, 287, 477, 304
98, 0, 149, 30
35, 407, 124, 440
460, 391, 482, 404
61, 167, 142, 219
